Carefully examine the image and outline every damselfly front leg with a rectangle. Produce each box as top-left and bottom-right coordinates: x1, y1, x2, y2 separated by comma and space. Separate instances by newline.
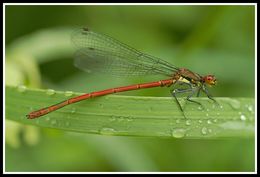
202, 85, 219, 106
170, 81, 204, 118
186, 89, 204, 108
171, 88, 191, 118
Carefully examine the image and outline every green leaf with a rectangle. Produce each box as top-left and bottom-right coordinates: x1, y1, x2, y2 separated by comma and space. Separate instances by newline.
6, 85, 255, 138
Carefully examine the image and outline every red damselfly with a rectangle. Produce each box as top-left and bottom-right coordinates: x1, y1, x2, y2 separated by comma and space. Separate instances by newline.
27, 27, 217, 119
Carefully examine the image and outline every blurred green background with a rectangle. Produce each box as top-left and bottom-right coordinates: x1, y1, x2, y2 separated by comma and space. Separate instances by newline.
5, 5, 255, 172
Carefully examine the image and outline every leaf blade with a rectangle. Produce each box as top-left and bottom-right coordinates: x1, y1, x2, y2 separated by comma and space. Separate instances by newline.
6, 85, 255, 138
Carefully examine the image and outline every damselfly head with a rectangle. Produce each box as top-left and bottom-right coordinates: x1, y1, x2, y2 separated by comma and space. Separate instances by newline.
203, 75, 217, 86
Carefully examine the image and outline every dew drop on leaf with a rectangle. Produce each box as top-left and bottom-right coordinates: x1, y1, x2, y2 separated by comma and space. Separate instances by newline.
247, 105, 254, 113
201, 127, 208, 135
45, 117, 50, 122
17, 85, 26, 93
99, 127, 116, 135
185, 120, 191, 126
46, 89, 55, 96
176, 119, 181, 124
109, 115, 116, 122
171, 128, 186, 138
64, 91, 73, 97
197, 106, 203, 110
71, 107, 76, 114
240, 114, 247, 121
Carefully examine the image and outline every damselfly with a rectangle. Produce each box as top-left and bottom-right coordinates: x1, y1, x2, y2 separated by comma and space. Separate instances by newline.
27, 27, 217, 119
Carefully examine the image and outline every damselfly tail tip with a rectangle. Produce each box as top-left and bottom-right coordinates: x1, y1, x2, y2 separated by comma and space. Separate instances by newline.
26, 114, 32, 119
26, 113, 37, 119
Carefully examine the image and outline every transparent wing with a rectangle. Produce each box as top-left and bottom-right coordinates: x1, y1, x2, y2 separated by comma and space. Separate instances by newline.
71, 27, 179, 77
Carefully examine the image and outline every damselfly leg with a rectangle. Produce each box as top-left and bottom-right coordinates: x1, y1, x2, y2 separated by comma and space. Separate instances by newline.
202, 85, 219, 106
170, 81, 205, 118
197, 88, 201, 97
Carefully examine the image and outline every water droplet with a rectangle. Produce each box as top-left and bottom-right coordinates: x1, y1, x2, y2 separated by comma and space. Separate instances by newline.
229, 99, 241, 110
171, 128, 186, 138
217, 112, 220, 116
71, 107, 76, 114
176, 119, 181, 124
126, 117, 133, 122
109, 115, 116, 122
119, 116, 125, 122
206, 113, 209, 117
65, 91, 73, 97
207, 120, 212, 124
201, 127, 208, 135
198, 120, 203, 124
213, 119, 218, 123
240, 114, 246, 121
185, 120, 191, 126
197, 106, 203, 110
208, 128, 212, 133
206, 108, 210, 112
46, 89, 55, 95
17, 85, 26, 92
247, 105, 254, 112
99, 127, 116, 135
45, 117, 50, 122
238, 112, 242, 115
51, 119, 57, 125
220, 105, 223, 109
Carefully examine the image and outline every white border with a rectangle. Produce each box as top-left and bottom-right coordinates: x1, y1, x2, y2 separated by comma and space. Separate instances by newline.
254, 3, 257, 174
3, 3, 6, 175
3, 3, 257, 174
3, 3, 258, 5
